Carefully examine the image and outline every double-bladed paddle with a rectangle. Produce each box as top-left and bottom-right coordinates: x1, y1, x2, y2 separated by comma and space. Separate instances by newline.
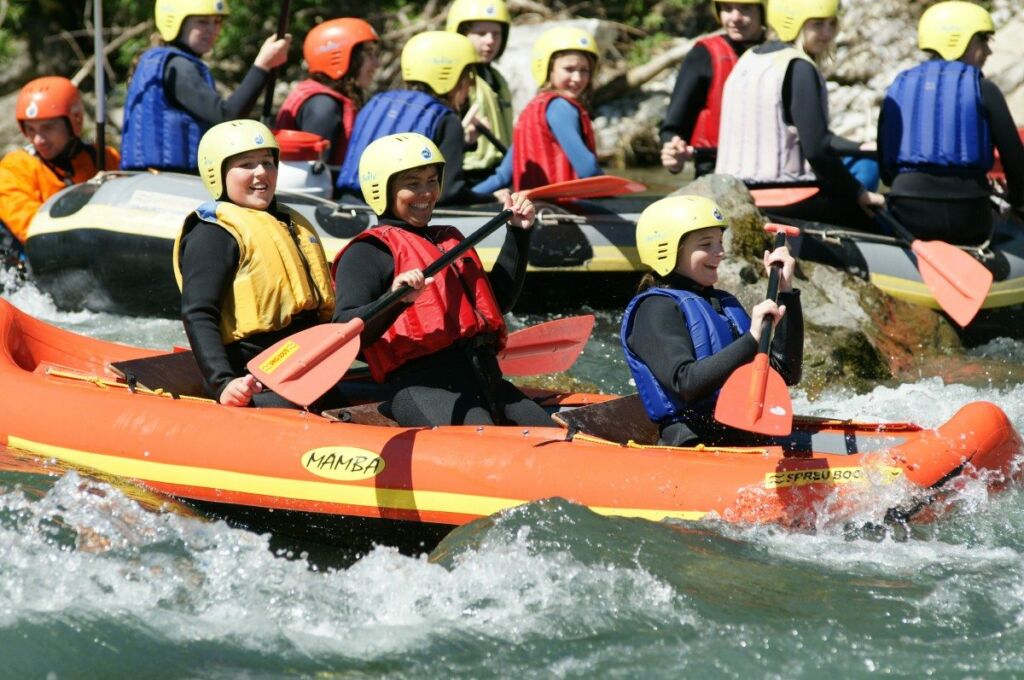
875, 209, 992, 327
497, 314, 594, 376
260, 0, 291, 126
714, 223, 799, 436
247, 209, 513, 406
523, 175, 647, 202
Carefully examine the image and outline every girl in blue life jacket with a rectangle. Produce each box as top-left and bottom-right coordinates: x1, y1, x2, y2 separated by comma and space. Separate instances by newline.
621, 196, 803, 447
121, 0, 291, 173
173, 120, 336, 409
878, 1, 1024, 245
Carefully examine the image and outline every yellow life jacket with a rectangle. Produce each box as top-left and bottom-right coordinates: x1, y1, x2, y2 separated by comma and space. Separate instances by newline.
173, 201, 336, 343
463, 65, 514, 172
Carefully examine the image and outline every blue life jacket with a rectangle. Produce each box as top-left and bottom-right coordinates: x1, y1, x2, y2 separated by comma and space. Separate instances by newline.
335, 90, 452, 195
120, 47, 215, 172
621, 287, 751, 424
880, 60, 992, 176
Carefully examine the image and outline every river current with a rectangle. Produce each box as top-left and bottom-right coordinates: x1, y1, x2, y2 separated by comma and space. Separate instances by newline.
4, 274, 1024, 678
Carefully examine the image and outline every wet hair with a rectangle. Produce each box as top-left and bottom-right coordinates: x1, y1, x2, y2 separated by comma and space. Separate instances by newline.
312, 41, 374, 108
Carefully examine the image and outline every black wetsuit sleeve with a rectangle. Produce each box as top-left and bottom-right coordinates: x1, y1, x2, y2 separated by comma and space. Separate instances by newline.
435, 112, 480, 205
296, 94, 346, 160
178, 222, 241, 399
768, 290, 803, 385
487, 226, 532, 312
626, 295, 758, 403
984, 79, 1024, 208
332, 238, 411, 345
165, 56, 269, 124
784, 59, 864, 202
659, 43, 712, 145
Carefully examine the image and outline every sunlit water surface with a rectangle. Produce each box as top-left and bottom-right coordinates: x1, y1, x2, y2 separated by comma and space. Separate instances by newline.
4, 275, 1024, 678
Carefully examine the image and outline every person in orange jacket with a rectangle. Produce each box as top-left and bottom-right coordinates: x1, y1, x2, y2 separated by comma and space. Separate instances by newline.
0, 77, 120, 265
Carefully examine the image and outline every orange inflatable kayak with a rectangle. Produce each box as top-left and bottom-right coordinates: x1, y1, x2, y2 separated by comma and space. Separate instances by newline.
0, 298, 1020, 550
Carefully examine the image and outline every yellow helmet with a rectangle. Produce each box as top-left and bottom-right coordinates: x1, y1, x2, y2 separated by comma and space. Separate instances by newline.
358, 133, 446, 216
155, 0, 229, 42
530, 26, 600, 87
446, 0, 511, 59
918, 1, 994, 61
197, 119, 279, 200
635, 195, 728, 277
767, 0, 839, 43
401, 31, 479, 95
710, 0, 766, 23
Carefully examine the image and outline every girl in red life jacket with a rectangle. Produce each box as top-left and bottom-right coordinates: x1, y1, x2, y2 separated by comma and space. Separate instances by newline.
660, 1, 767, 178
472, 26, 603, 197
275, 18, 380, 170
332, 132, 552, 428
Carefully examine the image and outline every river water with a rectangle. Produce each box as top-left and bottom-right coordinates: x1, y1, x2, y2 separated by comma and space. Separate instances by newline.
4, 274, 1024, 678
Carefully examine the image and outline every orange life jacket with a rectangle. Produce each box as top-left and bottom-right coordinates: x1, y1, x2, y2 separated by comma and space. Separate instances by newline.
275, 79, 356, 166
689, 34, 738, 149
511, 91, 596, 191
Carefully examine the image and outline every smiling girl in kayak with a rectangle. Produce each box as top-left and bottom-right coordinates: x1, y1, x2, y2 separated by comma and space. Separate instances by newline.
275, 18, 380, 175
332, 132, 551, 427
335, 31, 486, 205
621, 196, 803, 446
715, 0, 884, 232
878, 1, 1024, 245
173, 121, 335, 407
473, 26, 602, 196
120, 0, 290, 173
660, 1, 767, 178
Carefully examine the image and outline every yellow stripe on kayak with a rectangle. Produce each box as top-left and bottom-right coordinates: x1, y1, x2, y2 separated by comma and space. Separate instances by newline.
7, 437, 707, 523
870, 272, 1024, 310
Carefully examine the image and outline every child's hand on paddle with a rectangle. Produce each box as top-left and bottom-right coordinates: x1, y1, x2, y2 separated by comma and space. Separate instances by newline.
764, 245, 796, 292
255, 33, 292, 71
392, 268, 433, 302
749, 299, 786, 342
504, 192, 536, 230
220, 374, 263, 407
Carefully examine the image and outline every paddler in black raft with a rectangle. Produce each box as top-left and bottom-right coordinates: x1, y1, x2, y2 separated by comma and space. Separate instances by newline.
620, 196, 803, 446
332, 132, 551, 428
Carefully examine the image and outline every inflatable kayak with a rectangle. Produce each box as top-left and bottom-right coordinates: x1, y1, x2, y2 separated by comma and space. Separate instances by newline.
0, 298, 1020, 552
23, 170, 650, 317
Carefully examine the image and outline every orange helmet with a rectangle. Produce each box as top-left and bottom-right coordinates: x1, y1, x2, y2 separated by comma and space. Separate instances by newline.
304, 18, 379, 80
16, 76, 84, 137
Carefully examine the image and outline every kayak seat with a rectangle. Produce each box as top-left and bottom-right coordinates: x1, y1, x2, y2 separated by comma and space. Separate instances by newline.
321, 402, 400, 427
553, 394, 660, 446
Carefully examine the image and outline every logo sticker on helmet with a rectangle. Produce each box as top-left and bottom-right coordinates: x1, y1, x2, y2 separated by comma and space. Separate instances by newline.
713, 208, 724, 220
25, 102, 38, 119
254, 133, 265, 145
420, 147, 433, 160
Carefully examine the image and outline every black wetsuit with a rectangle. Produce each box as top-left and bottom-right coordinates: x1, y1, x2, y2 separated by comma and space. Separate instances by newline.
659, 35, 761, 178
748, 43, 877, 232
624, 274, 803, 446
332, 217, 550, 427
879, 72, 1024, 245
163, 41, 269, 126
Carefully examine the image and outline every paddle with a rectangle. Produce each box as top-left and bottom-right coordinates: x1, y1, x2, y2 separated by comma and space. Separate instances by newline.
748, 186, 820, 208
92, 0, 106, 170
875, 209, 992, 327
714, 223, 799, 436
523, 175, 647, 202
497, 314, 594, 376
260, 0, 291, 126
247, 209, 513, 406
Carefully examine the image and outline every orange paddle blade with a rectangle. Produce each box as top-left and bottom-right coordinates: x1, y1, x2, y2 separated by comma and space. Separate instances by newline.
910, 240, 992, 328
524, 175, 647, 202
749, 186, 820, 208
247, 319, 365, 407
497, 315, 595, 376
714, 354, 793, 436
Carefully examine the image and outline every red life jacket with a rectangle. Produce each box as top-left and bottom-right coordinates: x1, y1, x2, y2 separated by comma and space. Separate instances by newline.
275, 79, 356, 166
689, 34, 738, 150
512, 91, 596, 191
332, 225, 508, 382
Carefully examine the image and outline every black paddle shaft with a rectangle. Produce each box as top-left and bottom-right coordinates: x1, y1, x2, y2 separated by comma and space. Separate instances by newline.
758, 230, 787, 354
476, 123, 508, 155
260, 0, 291, 126
359, 209, 513, 321
875, 208, 918, 245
